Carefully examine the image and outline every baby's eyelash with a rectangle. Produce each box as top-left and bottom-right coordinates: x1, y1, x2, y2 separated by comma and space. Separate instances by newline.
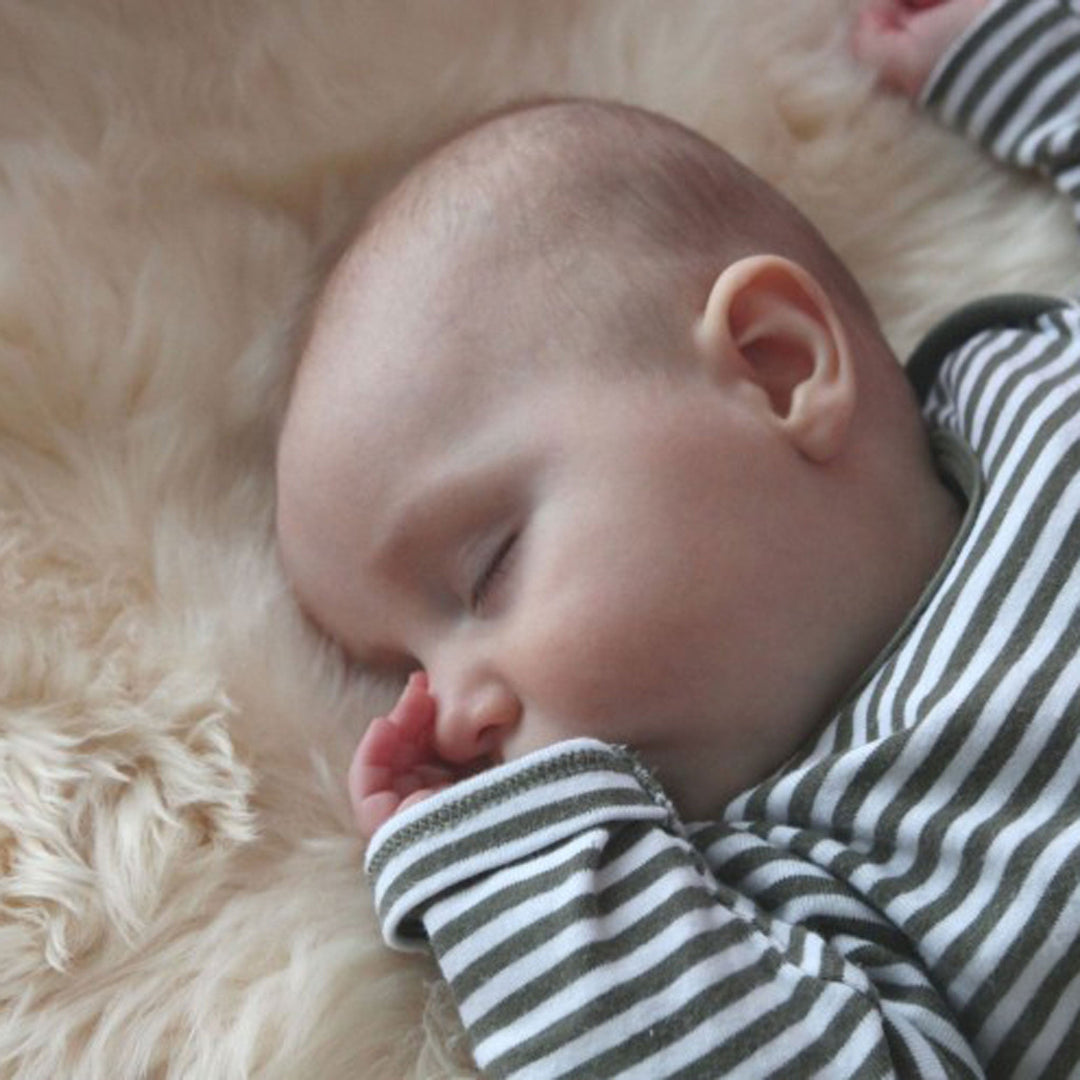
470, 532, 518, 612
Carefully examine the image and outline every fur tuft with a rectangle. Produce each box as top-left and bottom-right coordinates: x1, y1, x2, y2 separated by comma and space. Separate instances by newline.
1, 1, 1076, 1077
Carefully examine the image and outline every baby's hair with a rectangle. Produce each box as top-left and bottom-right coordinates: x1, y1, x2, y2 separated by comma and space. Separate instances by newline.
340, 97, 880, 368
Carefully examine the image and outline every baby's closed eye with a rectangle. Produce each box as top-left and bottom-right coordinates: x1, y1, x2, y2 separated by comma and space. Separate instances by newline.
469, 530, 520, 613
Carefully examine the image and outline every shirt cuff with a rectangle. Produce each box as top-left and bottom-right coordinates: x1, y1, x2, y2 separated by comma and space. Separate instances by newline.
920, 0, 1063, 112
364, 738, 677, 950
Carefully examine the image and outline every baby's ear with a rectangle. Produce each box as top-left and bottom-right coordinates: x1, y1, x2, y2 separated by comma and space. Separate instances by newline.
695, 255, 856, 463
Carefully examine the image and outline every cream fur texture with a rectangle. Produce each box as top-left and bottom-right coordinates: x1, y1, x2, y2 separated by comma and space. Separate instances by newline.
1, 2, 1077, 1077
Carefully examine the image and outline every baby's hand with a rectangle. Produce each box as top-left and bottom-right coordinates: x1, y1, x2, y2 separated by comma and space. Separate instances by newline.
349, 671, 457, 839
852, 0, 989, 97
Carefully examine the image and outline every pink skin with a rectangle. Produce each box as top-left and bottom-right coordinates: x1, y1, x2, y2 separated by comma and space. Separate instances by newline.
349, 672, 461, 838
348, 0, 990, 841
852, 0, 990, 97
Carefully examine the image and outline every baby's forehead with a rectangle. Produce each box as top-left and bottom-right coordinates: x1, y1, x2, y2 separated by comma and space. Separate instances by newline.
319, 202, 527, 350
310, 226, 614, 392
295, 258, 528, 458
319, 110, 650, 329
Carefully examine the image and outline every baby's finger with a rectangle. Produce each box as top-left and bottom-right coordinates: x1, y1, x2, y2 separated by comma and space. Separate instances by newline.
388, 691, 439, 764
387, 671, 436, 735
348, 717, 403, 815
357, 790, 402, 839
416, 762, 457, 787
395, 763, 457, 797
353, 714, 402, 768
852, 8, 926, 95
398, 786, 450, 814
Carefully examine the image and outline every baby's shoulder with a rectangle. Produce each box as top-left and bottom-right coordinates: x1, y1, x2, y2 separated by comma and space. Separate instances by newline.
907, 292, 1074, 405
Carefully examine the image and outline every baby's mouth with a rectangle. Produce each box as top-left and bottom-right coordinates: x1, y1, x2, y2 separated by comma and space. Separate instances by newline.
466, 752, 501, 775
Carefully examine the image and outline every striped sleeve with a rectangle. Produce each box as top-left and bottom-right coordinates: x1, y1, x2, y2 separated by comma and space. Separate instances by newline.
365, 739, 982, 1079
922, 0, 1080, 222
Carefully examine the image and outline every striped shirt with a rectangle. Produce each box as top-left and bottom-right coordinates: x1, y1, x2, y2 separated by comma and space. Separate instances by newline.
366, 3, 1080, 1076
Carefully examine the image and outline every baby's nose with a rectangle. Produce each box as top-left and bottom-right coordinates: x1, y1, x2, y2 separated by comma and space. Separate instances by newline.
432, 676, 521, 766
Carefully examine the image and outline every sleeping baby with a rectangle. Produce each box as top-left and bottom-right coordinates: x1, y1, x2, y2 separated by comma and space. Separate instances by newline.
276, 0, 1080, 1074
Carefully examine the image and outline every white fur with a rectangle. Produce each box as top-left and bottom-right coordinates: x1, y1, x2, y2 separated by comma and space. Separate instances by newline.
0, 2, 1076, 1077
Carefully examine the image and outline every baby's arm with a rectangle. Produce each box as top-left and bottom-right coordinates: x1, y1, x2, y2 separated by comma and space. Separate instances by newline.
856, 0, 1080, 225
363, 742, 984, 1078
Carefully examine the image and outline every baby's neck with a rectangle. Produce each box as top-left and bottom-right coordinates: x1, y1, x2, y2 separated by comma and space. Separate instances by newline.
825, 448, 966, 734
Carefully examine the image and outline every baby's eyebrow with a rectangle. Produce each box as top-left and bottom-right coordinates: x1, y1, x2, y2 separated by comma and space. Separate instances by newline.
371, 456, 530, 576
371, 470, 478, 574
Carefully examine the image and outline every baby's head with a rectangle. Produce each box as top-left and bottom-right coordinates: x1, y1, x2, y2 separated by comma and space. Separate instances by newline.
276, 100, 958, 818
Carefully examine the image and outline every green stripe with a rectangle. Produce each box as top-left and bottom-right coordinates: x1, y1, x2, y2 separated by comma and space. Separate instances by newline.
955, 724, 1080, 1037
376, 786, 658, 928
467, 885, 737, 1044
367, 743, 640, 878
1030, 936, 1080, 1079
677, 979, 877, 1080
759, 989, 893, 1080
962, 331, 1055, 462
428, 820, 643, 956
445, 839, 699, 1002
856, 394, 1080, 888
951, 329, 1029, 449
568, 961, 830, 1079
980, 34, 1080, 151
924, 0, 1031, 112
717, 341, 1080, 1052
983, 326, 1075, 477
982, 860, 1080, 1076
483, 918, 770, 1076
947, 10, 1064, 136
900, 623, 1080, 970
701, 825, 800, 887
429, 843, 596, 958
1007, 40, 1080, 160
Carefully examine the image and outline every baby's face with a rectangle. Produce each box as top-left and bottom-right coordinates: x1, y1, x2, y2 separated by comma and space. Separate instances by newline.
277, 248, 835, 819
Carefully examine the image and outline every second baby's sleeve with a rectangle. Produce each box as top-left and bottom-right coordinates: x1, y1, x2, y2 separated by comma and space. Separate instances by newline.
364, 739, 983, 1079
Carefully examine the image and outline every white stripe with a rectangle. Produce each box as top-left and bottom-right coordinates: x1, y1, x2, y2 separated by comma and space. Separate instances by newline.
373, 764, 661, 927
434, 824, 689, 985
980, 339, 1080, 468
424, 825, 606, 946
912, 558, 1080, 965
475, 908, 776, 1074
965, 332, 1062, 459
1007, 920, 1080, 1077
764, 364, 1080, 909
622, 975, 880, 1080
976, 861, 1080, 1064
937, 2, 1055, 134
458, 842, 715, 1024
1000, 38, 1080, 159
843, 479, 1080, 905
517, 954, 858, 1080
797, 702, 885, 825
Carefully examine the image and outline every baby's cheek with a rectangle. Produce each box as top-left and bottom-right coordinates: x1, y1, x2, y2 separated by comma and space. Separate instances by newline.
517, 592, 695, 738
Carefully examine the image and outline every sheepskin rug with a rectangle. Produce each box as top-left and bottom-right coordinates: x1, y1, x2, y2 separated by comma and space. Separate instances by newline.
1, 1, 1077, 1077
